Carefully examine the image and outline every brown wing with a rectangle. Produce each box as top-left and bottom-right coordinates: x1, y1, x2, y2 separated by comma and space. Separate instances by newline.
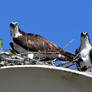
13, 34, 60, 52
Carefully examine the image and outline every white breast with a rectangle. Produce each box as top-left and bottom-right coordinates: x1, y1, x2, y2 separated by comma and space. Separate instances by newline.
80, 45, 92, 66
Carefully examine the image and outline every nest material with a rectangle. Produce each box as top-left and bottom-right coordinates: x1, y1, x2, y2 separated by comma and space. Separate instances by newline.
0, 51, 77, 70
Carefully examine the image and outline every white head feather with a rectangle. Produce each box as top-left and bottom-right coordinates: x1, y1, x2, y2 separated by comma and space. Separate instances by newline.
10, 22, 22, 38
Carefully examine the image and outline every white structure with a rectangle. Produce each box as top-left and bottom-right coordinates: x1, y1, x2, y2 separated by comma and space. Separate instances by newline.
0, 65, 92, 92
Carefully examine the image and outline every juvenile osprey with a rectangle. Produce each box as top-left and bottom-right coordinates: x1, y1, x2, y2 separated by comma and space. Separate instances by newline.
76, 32, 92, 72
10, 22, 74, 61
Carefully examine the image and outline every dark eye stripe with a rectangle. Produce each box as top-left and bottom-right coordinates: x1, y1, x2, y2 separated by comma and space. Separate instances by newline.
86, 33, 88, 36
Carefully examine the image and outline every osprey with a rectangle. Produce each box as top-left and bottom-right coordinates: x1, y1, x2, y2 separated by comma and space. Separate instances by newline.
10, 22, 74, 61
76, 32, 92, 72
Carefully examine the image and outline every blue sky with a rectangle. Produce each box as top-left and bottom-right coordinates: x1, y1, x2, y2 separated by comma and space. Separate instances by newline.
0, 0, 92, 55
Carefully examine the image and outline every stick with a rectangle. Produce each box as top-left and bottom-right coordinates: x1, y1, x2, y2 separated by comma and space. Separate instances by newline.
63, 39, 75, 49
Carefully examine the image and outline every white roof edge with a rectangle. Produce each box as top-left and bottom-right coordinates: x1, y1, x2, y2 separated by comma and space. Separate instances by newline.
0, 65, 92, 78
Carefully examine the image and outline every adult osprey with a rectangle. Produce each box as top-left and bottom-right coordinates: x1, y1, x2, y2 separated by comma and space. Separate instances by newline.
75, 32, 92, 72
10, 22, 74, 61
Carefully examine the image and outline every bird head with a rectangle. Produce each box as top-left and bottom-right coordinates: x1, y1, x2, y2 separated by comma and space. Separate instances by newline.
81, 32, 90, 43
81, 32, 89, 38
10, 22, 22, 38
80, 32, 91, 49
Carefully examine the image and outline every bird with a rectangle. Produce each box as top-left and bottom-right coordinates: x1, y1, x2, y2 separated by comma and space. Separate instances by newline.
9, 22, 74, 61
75, 32, 92, 72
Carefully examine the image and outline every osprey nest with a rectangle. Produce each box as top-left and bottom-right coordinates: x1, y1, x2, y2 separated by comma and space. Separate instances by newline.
0, 51, 76, 69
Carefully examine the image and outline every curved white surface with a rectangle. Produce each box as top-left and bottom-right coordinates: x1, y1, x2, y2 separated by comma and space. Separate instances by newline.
0, 65, 92, 92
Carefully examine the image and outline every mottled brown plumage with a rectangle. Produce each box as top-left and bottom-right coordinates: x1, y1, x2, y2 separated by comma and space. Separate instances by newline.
10, 22, 75, 61
14, 31, 61, 52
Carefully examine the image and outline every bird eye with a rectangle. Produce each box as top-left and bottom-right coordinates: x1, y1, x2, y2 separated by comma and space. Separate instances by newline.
86, 32, 88, 36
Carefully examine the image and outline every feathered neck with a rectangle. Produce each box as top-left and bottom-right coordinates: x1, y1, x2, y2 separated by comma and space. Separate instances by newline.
19, 29, 26, 35
80, 37, 91, 50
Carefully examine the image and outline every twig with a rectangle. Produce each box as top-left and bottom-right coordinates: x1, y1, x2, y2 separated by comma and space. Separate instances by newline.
63, 39, 75, 49
63, 62, 75, 68
56, 61, 70, 67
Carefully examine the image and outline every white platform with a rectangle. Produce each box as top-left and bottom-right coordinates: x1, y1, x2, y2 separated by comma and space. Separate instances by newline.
0, 65, 92, 92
